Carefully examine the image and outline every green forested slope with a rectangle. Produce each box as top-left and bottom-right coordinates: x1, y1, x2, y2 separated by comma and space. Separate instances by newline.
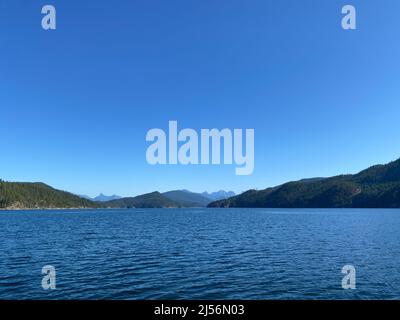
208, 159, 400, 208
0, 180, 97, 209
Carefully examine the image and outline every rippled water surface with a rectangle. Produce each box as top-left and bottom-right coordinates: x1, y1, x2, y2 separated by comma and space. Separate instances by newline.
1, 208, 400, 299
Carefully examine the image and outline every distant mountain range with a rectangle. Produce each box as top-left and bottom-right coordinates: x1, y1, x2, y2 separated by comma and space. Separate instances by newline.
208, 158, 400, 208
0, 180, 234, 209
101, 190, 234, 208
201, 190, 236, 201
3, 158, 400, 209
79, 193, 122, 202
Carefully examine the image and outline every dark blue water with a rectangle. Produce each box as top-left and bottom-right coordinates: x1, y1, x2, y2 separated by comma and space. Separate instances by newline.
1, 208, 400, 299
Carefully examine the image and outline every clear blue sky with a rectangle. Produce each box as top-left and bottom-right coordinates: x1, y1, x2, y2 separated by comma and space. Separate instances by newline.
1, 0, 400, 197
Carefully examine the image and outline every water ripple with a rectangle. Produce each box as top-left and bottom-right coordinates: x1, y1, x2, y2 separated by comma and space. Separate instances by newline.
1, 208, 400, 299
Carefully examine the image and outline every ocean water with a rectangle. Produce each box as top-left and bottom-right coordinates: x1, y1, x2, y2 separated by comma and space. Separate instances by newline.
0, 208, 399, 300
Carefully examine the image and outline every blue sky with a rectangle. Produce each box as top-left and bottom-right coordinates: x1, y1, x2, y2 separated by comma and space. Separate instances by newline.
1, 0, 400, 197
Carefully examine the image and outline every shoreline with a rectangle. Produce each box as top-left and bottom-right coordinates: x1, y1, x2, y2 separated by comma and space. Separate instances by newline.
1, 207, 400, 211
0, 207, 101, 211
